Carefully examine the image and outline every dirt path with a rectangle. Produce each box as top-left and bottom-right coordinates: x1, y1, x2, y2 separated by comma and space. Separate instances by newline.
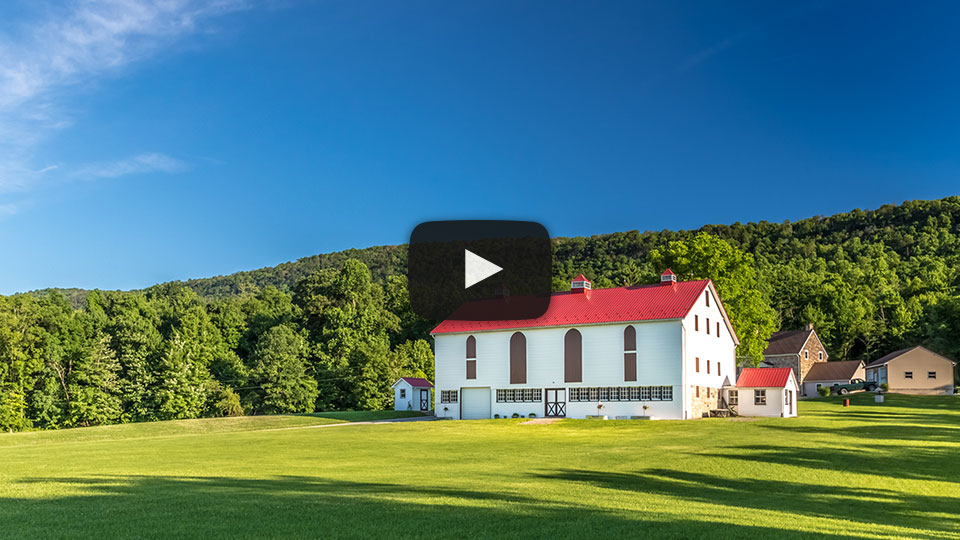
262, 416, 438, 432
519, 418, 562, 425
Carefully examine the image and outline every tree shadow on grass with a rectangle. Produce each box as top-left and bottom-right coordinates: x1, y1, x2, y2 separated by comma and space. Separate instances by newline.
811, 408, 960, 428
705, 443, 960, 485
536, 468, 960, 536
0, 475, 850, 539
758, 420, 960, 442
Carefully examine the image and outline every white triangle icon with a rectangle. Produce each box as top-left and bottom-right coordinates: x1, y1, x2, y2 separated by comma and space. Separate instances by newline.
464, 249, 503, 289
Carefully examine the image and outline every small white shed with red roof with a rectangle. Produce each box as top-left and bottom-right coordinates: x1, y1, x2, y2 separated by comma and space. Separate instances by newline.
392, 377, 434, 412
733, 367, 799, 418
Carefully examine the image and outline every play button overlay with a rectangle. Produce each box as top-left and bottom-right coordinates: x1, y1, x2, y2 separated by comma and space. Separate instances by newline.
464, 249, 502, 289
408, 220, 552, 321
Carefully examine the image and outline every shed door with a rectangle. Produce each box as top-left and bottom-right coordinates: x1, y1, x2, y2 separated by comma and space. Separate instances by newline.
419, 389, 430, 411
460, 387, 491, 420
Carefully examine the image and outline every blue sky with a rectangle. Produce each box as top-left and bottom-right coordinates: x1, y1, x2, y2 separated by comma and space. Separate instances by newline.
1, 1, 958, 294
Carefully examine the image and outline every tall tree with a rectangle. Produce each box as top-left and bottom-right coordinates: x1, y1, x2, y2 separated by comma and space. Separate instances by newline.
650, 233, 778, 365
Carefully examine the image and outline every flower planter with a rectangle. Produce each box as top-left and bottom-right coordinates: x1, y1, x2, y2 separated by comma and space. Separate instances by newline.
630, 415, 653, 420
874, 395, 885, 403
585, 415, 608, 420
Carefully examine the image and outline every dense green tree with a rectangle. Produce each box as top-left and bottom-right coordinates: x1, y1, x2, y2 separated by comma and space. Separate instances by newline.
649, 233, 779, 365
249, 325, 317, 414
67, 335, 122, 427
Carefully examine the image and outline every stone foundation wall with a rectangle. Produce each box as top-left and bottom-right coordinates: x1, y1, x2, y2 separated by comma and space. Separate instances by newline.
689, 385, 720, 418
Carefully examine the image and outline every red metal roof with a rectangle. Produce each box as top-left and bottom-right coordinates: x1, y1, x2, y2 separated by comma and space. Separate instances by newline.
662, 268, 675, 276
432, 279, 714, 334
396, 377, 434, 388
572, 274, 590, 282
736, 368, 794, 388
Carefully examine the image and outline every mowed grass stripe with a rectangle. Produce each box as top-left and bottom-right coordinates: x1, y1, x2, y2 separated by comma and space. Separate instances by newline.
0, 394, 957, 539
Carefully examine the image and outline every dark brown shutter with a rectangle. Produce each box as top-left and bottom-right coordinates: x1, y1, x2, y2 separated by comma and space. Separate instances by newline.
716, 322, 720, 338
564, 329, 582, 383
623, 325, 636, 351
706, 318, 710, 335
510, 332, 526, 384
695, 315, 698, 331
466, 359, 476, 379
696, 357, 700, 372
707, 360, 710, 374
466, 335, 476, 359
624, 352, 637, 382
706, 291, 710, 307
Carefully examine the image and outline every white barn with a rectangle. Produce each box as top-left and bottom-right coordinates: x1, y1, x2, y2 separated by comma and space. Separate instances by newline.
392, 377, 434, 412
732, 367, 799, 418
431, 271, 740, 420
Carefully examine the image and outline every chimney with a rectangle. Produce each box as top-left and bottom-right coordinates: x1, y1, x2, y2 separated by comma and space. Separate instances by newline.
806, 323, 814, 331
571, 274, 592, 297
660, 268, 677, 286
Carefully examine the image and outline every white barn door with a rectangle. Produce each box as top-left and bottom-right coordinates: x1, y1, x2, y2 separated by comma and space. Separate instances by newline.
460, 387, 491, 419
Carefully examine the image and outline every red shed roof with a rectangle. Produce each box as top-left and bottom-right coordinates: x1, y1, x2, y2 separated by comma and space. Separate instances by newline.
393, 377, 434, 388
431, 279, 738, 343
572, 274, 590, 282
736, 368, 794, 388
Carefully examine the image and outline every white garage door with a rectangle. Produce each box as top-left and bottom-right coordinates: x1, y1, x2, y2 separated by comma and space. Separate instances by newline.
460, 387, 491, 420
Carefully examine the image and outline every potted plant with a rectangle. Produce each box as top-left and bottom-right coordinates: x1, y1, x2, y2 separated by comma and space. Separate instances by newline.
494, 414, 500, 419
443, 406, 449, 419
587, 403, 607, 420
529, 413, 536, 418
511, 412, 520, 418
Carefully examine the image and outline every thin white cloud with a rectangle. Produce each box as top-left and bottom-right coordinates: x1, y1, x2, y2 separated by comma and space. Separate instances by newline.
73, 152, 187, 180
0, 0, 251, 197
0, 203, 19, 218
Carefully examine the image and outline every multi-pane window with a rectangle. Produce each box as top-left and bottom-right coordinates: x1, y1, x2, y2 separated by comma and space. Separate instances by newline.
754, 389, 766, 405
440, 390, 458, 403
905, 371, 913, 379
928, 371, 937, 379
496, 388, 542, 403
400, 389, 406, 398
568, 386, 673, 402
728, 390, 738, 406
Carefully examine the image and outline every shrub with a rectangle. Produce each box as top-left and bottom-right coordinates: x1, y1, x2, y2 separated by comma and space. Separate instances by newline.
529, 413, 536, 418
511, 413, 520, 418
493, 414, 500, 419
881, 383, 889, 392
817, 386, 831, 397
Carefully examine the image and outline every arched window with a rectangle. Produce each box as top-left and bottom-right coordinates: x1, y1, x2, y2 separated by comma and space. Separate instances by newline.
510, 332, 526, 384
466, 335, 477, 379
564, 329, 582, 383
624, 325, 637, 382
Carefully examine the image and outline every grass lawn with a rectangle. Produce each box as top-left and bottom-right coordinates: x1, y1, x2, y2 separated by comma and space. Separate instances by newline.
1, 394, 957, 539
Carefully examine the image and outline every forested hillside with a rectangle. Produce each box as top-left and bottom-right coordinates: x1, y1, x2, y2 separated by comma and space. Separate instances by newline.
3, 196, 959, 431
